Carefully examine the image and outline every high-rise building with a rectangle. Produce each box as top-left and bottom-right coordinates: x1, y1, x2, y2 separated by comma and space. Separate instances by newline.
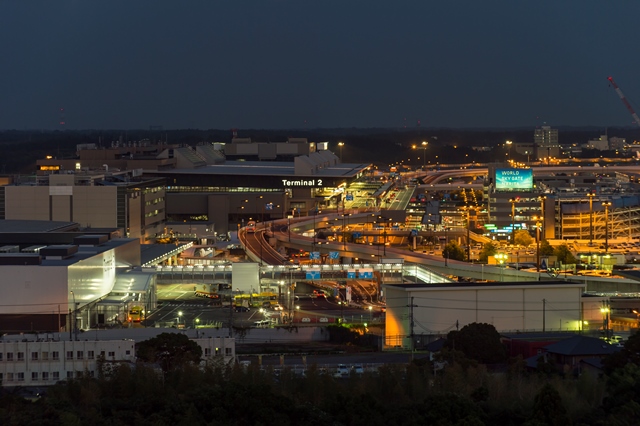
534, 126, 560, 162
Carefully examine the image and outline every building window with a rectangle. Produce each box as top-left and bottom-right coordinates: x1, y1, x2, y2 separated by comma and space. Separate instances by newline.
17, 352, 24, 361
75, 371, 82, 379
215, 348, 220, 356
0, 373, 3, 381
0, 353, 3, 361
225, 348, 232, 356
125, 350, 131, 355
42, 352, 49, 361
100, 351, 105, 358
52, 351, 59, 361
31, 372, 38, 381
66, 371, 73, 379
42, 372, 49, 381
89, 370, 95, 378
77, 351, 83, 360
88, 351, 94, 360
31, 352, 38, 361
66, 351, 73, 360
108, 351, 115, 358
17, 372, 24, 382
6, 352, 13, 361
52, 372, 59, 381
204, 348, 211, 356
6, 373, 13, 382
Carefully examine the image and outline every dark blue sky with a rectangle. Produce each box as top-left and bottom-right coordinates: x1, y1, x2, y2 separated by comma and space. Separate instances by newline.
2, 1, 640, 130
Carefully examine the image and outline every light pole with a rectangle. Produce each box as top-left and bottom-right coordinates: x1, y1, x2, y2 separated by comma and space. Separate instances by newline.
368, 305, 373, 322
178, 310, 183, 326
342, 213, 350, 251
509, 198, 518, 243
255, 196, 264, 266
505, 140, 512, 162
460, 206, 471, 261
421, 141, 428, 169
69, 291, 77, 341
603, 201, 612, 253
443, 225, 449, 267
538, 195, 546, 240
587, 192, 595, 245
495, 253, 507, 282
601, 301, 610, 339
338, 141, 344, 161
533, 216, 541, 272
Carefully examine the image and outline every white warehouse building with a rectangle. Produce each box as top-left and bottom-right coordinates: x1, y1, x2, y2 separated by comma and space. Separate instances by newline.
0, 229, 148, 332
384, 281, 587, 349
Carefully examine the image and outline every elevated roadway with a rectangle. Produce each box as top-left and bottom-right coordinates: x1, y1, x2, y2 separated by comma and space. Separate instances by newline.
237, 212, 640, 291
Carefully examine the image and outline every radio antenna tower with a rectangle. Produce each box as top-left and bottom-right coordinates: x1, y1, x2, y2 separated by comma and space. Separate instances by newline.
59, 107, 66, 128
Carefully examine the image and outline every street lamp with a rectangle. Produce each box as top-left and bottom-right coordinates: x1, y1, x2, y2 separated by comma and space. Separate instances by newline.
338, 141, 344, 161
533, 216, 542, 272
443, 225, 449, 267
254, 196, 265, 266
459, 206, 471, 262
342, 213, 350, 251
538, 195, 546, 240
412, 141, 428, 169
421, 141, 428, 169
178, 310, 183, 326
587, 192, 595, 245
505, 140, 512, 161
495, 253, 507, 282
600, 301, 610, 339
368, 305, 373, 322
509, 198, 518, 243
69, 291, 78, 341
603, 201, 612, 253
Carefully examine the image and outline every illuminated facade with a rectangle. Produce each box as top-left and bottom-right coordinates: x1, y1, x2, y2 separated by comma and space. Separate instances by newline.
0, 172, 166, 242
0, 233, 144, 332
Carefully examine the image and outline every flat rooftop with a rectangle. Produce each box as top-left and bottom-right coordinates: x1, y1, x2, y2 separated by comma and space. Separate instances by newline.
0, 220, 79, 233
149, 160, 370, 177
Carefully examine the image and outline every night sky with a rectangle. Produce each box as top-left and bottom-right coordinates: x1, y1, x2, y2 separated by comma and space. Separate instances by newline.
2, 1, 640, 130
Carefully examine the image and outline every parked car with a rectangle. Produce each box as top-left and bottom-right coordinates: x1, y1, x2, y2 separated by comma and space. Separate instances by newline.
334, 364, 350, 378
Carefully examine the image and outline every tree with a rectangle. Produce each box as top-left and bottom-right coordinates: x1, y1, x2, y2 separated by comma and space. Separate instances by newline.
136, 332, 202, 373
479, 242, 498, 263
445, 323, 506, 364
539, 240, 554, 256
514, 229, 533, 247
443, 241, 465, 261
554, 244, 577, 265
527, 383, 569, 426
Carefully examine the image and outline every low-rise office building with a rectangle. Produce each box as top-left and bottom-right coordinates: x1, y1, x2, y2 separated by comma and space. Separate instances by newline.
0, 329, 235, 387
0, 170, 166, 242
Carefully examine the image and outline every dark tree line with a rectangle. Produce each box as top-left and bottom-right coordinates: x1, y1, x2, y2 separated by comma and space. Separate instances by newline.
1, 325, 640, 425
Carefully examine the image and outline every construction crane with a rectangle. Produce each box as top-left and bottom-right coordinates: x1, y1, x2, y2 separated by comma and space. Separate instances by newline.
608, 76, 640, 127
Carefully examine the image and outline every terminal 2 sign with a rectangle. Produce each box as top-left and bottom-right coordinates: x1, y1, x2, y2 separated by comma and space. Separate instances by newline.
495, 168, 533, 190
282, 178, 324, 188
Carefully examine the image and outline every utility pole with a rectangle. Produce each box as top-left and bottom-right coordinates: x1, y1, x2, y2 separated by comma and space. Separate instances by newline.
407, 296, 417, 359
587, 193, 595, 245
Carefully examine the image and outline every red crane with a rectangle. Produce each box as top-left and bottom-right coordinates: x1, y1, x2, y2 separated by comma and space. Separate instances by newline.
608, 76, 640, 127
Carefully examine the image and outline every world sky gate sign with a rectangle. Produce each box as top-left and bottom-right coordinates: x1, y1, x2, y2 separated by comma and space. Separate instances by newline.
495, 168, 533, 190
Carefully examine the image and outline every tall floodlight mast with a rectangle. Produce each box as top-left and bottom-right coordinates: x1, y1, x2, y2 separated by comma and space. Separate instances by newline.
608, 76, 640, 127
